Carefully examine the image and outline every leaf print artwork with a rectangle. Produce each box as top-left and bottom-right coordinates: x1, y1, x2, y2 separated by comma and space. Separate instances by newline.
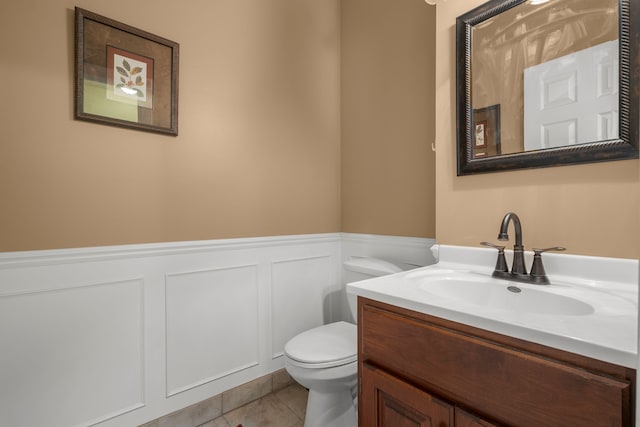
105, 45, 154, 109
112, 52, 148, 101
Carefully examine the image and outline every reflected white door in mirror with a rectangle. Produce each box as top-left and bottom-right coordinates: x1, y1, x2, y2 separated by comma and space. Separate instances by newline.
524, 40, 619, 150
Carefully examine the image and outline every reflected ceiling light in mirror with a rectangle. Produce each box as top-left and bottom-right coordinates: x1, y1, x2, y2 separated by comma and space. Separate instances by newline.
529, 0, 550, 4
120, 87, 138, 95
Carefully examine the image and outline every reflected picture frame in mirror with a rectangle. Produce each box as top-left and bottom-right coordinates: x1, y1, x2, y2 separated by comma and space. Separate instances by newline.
456, 0, 639, 175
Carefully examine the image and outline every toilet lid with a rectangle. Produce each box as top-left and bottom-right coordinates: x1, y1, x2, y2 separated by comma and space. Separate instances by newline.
284, 321, 357, 367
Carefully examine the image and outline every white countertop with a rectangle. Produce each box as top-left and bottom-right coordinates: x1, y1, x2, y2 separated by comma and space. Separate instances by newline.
347, 245, 638, 368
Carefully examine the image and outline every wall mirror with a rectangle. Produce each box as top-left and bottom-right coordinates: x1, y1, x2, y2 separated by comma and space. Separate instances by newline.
456, 0, 639, 175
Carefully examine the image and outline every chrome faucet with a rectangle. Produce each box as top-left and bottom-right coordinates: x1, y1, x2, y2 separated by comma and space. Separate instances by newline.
481, 212, 565, 285
497, 212, 526, 276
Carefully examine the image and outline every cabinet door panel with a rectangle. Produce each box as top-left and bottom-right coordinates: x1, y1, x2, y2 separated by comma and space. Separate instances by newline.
455, 407, 499, 427
361, 363, 453, 427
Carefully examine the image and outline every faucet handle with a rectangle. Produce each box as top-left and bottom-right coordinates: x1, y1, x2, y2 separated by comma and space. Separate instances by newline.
480, 242, 508, 273
480, 241, 505, 251
532, 247, 566, 254
530, 247, 566, 283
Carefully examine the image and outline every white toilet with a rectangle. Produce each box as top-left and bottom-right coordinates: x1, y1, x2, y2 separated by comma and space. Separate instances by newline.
284, 257, 403, 427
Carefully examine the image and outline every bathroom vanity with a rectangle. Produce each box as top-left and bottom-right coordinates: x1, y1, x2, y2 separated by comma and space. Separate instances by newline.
358, 298, 633, 426
347, 245, 638, 426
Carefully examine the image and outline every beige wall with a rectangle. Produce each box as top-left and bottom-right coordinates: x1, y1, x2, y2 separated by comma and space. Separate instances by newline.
0, 0, 341, 251
340, 0, 436, 238
436, 0, 640, 259
5, 0, 634, 259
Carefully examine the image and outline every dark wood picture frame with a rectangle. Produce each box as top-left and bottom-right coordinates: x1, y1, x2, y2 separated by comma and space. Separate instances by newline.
75, 8, 179, 136
472, 104, 501, 158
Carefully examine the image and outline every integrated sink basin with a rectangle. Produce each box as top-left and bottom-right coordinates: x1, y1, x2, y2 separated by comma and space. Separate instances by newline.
416, 274, 595, 316
347, 246, 638, 368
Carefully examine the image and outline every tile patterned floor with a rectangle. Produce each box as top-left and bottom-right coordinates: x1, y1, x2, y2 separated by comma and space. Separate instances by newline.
199, 384, 308, 427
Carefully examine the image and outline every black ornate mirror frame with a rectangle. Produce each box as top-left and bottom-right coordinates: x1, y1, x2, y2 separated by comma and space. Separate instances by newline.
456, 0, 639, 175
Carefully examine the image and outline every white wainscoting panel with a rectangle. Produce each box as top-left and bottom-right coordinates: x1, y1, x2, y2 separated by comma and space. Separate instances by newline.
0, 233, 433, 426
340, 233, 436, 268
271, 255, 336, 359
0, 278, 144, 427
165, 265, 259, 396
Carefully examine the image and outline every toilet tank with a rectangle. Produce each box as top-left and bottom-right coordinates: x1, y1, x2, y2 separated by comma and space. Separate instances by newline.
343, 257, 403, 322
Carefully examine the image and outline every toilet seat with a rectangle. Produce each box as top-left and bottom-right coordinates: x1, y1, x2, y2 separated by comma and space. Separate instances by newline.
284, 321, 357, 369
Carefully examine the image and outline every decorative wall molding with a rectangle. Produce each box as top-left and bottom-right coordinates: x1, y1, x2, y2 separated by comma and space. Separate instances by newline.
271, 254, 337, 359
0, 233, 343, 269
0, 233, 433, 427
165, 264, 260, 397
0, 277, 145, 427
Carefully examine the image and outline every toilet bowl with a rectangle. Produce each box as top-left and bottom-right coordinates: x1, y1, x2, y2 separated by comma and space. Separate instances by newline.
283, 257, 403, 427
284, 321, 358, 427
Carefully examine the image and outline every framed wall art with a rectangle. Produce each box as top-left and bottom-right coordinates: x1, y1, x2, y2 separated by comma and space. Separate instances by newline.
75, 8, 179, 135
472, 104, 501, 159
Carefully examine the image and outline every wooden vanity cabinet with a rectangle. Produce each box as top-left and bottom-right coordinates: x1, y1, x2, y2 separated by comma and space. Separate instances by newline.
358, 298, 635, 427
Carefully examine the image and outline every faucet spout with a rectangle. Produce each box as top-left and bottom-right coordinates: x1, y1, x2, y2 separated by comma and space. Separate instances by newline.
498, 212, 522, 247
497, 212, 526, 275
